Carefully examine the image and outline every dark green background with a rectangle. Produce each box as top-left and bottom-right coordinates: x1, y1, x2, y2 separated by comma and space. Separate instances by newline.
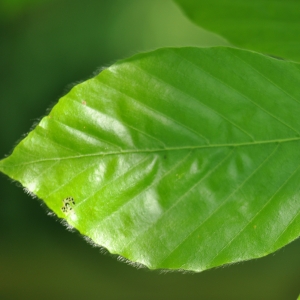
0, 1, 299, 299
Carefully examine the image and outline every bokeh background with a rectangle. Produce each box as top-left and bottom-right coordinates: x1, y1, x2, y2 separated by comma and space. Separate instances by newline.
0, 0, 299, 299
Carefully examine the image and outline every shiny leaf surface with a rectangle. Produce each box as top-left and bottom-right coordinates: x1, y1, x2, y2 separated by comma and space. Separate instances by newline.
174, 0, 300, 62
1, 47, 300, 272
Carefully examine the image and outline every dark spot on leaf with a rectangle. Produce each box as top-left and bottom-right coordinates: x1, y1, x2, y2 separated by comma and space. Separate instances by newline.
62, 196, 75, 213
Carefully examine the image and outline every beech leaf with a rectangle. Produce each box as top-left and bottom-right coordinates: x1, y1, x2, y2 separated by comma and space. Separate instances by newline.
174, 0, 300, 62
1, 47, 300, 272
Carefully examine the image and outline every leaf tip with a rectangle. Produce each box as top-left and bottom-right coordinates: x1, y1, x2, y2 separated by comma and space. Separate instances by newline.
0, 157, 7, 174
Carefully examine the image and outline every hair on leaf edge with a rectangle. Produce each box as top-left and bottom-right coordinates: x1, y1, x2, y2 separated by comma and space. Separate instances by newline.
117, 255, 147, 270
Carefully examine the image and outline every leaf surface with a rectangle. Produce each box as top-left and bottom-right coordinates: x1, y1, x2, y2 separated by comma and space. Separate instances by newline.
174, 0, 300, 62
1, 47, 300, 272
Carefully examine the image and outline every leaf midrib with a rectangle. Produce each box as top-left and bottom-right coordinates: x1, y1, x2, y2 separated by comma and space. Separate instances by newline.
2, 136, 300, 167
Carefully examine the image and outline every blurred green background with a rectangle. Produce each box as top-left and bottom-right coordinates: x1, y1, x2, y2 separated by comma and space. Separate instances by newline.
0, 0, 299, 299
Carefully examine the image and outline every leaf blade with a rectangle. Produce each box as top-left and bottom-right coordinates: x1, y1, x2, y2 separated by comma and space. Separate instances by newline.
174, 0, 300, 62
1, 47, 300, 271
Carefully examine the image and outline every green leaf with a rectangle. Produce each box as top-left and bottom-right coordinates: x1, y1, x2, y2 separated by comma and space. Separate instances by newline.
1, 47, 300, 272
174, 0, 300, 62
